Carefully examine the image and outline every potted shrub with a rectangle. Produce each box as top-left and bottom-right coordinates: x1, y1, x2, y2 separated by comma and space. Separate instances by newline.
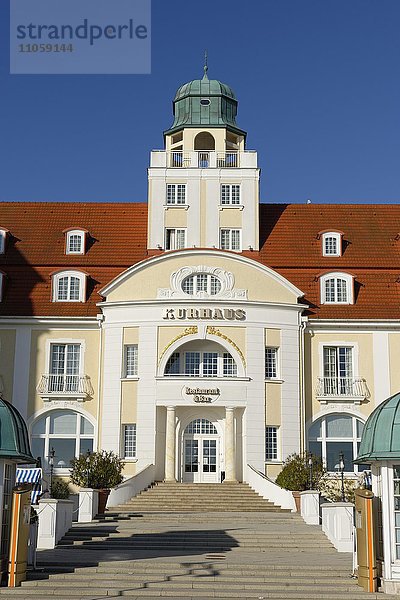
70, 450, 124, 514
275, 453, 324, 511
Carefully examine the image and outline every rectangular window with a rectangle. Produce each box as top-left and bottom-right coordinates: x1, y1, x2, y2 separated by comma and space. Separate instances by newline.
265, 347, 278, 379
123, 424, 137, 459
165, 228, 186, 250
220, 228, 241, 251
323, 346, 353, 395
185, 352, 200, 376
266, 426, 278, 461
221, 184, 240, 205
124, 345, 138, 377
66, 232, 84, 254
202, 352, 218, 377
49, 343, 81, 392
166, 184, 186, 205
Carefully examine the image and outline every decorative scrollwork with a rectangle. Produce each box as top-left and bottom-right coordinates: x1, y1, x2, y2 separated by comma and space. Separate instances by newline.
158, 326, 198, 364
206, 326, 246, 367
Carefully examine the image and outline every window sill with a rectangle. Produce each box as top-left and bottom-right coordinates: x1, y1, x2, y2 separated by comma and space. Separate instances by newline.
265, 378, 284, 384
321, 301, 353, 306
163, 204, 189, 210
121, 377, 139, 381
156, 376, 251, 381
218, 204, 244, 211
265, 460, 282, 465
317, 395, 365, 405
123, 458, 138, 463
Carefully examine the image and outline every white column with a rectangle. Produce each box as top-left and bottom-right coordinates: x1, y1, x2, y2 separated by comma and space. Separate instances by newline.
12, 326, 31, 419
165, 406, 176, 482
225, 406, 237, 482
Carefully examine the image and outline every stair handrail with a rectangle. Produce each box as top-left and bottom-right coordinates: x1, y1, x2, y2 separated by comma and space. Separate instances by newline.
246, 464, 297, 512
108, 463, 155, 507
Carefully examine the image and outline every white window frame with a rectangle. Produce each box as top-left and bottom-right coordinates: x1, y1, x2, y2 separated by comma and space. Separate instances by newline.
122, 424, 137, 459
265, 347, 279, 380
320, 272, 353, 304
181, 273, 222, 297
30, 409, 95, 474
0, 229, 6, 255
66, 230, 86, 255
220, 184, 241, 205
52, 270, 86, 302
322, 232, 342, 257
265, 426, 279, 462
307, 414, 366, 474
165, 228, 186, 251
123, 344, 138, 378
166, 183, 187, 205
164, 349, 238, 378
220, 228, 241, 251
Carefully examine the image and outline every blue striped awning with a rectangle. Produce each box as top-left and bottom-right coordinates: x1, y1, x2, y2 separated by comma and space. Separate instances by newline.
16, 468, 42, 503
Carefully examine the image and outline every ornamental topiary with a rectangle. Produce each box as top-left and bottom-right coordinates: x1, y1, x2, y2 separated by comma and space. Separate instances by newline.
275, 452, 325, 491
70, 450, 124, 490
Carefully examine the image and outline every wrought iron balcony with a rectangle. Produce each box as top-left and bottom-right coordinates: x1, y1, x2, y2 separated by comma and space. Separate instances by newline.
37, 374, 94, 400
316, 376, 370, 404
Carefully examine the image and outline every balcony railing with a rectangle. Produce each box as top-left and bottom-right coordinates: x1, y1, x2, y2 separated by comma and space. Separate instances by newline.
37, 374, 94, 398
316, 376, 369, 402
168, 150, 239, 168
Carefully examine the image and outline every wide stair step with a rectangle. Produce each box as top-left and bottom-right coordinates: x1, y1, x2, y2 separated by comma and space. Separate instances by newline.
108, 482, 288, 513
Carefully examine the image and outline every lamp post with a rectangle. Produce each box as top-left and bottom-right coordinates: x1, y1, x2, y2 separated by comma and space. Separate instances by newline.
308, 456, 313, 490
339, 451, 345, 502
85, 450, 91, 487
48, 447, 55, 498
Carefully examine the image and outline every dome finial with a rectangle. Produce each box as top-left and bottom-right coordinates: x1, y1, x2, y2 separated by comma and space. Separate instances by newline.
203, 49, 208, 80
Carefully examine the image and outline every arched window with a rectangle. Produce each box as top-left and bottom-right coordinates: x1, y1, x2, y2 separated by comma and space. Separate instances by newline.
164, 342, 237, 378
320, 272, 353, 304
182, 273, 222, 296
308, 414, 369, 473
52, 270, 87, 302
185, 419, 217, 435
31, 410, 95, 471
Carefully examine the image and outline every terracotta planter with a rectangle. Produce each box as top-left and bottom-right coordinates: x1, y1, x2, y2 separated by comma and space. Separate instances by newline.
292, 491, 301, 512
97, 489, 110, 514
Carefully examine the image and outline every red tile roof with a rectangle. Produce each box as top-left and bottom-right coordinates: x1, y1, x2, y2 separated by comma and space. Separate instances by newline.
0, 202, 399, 319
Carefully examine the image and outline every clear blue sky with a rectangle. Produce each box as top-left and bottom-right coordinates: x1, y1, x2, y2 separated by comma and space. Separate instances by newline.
1, 0, 400, 204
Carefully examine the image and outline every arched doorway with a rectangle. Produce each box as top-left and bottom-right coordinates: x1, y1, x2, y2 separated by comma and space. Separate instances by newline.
182, 418, 220, 483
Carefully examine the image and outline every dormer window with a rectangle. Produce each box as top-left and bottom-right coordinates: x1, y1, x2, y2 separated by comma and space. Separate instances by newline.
64, 229, 87, 255
320, 272, 354, 305
52, 270, 87, 302
322, 232, 342, 257
0, 229, 8, 255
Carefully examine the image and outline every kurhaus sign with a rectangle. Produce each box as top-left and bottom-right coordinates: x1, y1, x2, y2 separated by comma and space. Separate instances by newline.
182, 386, 220, 404
163, 308, 246, 321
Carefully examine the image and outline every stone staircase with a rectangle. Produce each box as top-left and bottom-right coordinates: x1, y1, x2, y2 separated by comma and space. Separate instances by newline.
0, 482, 396, 599
108, 481, 287, 512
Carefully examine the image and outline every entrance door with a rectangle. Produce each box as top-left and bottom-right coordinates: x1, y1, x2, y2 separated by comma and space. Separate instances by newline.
183, 418, 220, 483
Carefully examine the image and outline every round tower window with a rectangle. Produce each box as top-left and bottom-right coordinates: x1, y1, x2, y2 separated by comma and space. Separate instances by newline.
200, 99, 210, 106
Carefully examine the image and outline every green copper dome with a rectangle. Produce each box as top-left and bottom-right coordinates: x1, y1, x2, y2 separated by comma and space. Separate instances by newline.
0, 398, 34, 463
356, 392, 400, 462
165, 68, 246, 137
